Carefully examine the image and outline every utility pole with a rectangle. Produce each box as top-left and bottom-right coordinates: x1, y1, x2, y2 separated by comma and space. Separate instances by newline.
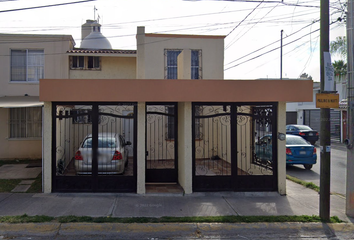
319, 0, 331, 221
346, 0, 354, 217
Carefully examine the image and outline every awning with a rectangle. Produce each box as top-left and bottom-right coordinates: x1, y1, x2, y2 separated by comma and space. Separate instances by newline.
0, 96, 43, 108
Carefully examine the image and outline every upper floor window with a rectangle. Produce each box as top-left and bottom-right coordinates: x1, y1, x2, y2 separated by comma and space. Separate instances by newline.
11, 49, 44, 82
70, 56, 100, 70
164, 49, 202, 79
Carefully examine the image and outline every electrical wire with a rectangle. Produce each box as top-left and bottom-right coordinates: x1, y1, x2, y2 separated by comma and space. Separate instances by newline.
0, 0, 95, 13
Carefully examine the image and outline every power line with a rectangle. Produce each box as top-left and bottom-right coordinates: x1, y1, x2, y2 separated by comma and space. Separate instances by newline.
226, 0, 264, 37
224, 27, 321, 71
0, 0, 95, 13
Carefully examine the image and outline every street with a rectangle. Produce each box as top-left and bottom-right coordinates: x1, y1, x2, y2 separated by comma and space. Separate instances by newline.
286, 142, 347, 196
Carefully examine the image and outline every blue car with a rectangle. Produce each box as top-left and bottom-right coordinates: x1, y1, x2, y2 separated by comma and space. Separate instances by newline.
255, 134, 317, 170
286, 124, 319, 145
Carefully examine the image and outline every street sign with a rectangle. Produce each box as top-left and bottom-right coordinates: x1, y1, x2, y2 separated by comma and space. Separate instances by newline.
316, 93, 339, 108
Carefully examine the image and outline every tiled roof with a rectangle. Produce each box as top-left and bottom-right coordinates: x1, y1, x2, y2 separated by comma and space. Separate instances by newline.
67, 49, 137, 54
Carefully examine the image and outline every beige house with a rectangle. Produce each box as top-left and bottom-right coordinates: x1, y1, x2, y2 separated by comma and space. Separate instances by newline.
1, 20, 313, 195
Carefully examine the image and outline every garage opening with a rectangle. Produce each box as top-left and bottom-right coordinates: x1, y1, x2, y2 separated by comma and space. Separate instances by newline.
192, 103, 278, 192
52, 102, 137, 192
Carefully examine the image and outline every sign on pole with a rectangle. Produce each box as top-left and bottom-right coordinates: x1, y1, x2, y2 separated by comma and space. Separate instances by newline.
324, 52, 334, 92
316, 93, 339, 108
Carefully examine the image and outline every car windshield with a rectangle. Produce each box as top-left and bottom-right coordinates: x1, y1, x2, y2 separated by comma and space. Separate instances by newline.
82, 137, 116, 148
296, 125, 313, 131
286, 136, 309, 145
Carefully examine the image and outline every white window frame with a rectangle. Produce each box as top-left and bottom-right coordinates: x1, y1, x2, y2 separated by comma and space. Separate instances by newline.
10, 49, 44, 82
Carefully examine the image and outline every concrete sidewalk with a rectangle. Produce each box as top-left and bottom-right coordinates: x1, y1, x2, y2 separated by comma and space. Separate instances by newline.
0, 180, 354, 239
0, 180, 353, 223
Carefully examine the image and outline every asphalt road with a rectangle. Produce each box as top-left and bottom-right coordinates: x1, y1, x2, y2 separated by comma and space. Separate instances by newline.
286, 141, 347, 196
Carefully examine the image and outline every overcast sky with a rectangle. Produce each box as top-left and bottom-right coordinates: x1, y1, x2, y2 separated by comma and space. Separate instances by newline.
0, 0, 346, 80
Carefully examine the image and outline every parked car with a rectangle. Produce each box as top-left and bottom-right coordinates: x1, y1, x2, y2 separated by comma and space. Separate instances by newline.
286, 124, 319, 145
255, 134, 317, 170
74, 132, 131, 174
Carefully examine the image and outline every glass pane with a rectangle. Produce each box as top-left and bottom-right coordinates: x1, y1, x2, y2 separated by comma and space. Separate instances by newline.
11, 50, 26, 81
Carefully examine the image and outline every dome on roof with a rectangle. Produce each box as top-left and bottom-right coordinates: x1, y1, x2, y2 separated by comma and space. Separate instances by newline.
80, 31, 112, 50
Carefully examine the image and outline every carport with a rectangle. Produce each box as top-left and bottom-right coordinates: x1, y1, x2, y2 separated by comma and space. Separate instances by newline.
40, 78, 313, 194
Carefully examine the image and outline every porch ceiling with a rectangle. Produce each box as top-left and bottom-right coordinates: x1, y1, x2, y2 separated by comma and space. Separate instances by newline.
39, 79, 313, 102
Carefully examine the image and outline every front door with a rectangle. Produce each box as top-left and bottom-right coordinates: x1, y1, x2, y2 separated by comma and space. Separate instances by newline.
145, 103, 178, 183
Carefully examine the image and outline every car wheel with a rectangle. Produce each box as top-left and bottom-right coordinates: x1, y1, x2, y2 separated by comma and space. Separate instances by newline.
304, 164, 313, 170
310, 141, 316, 145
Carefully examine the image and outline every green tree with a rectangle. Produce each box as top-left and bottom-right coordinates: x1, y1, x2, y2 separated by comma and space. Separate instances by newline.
332, 60, 347, 83
330, 36, 347, 59
330, 36, 347, 83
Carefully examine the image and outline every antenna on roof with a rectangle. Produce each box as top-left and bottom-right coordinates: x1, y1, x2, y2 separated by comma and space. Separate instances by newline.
94, 6, 97, 21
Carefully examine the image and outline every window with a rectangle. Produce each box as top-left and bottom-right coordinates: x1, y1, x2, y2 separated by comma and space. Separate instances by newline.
9, 107, 42, 138
167, 107, 175, 140
11, 49, 44, 82
70, 56, 100, 70
165, 49, 202, 79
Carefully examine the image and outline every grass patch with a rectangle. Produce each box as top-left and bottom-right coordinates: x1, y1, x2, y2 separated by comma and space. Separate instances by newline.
0, 179, 21, 192
26, 173, 42, 193
0, 159, 41, 167
0, 214, 54, 223
286, 175, 320, 192
56, 215, 342, 224
0, 214, 342, 224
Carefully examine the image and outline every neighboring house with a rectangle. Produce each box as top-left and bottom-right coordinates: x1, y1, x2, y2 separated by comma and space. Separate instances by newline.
0, 33, 74, 159
286, 81, 347, 142
1, 20, 313, 195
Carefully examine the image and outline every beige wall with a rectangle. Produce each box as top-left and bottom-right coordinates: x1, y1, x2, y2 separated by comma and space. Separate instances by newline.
278, 102, 287, 195
178, 102, 192, 194
69, 57, 136, 79
43, 102, 52, 193
0, 34, 73, 97
136, 27, 224, 80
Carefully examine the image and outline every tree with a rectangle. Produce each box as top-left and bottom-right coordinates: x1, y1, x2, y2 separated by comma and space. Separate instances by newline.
300, 73, 312, 80
330, 36, 347, 83
330, 36, 347, 59
332, 60, 347, 83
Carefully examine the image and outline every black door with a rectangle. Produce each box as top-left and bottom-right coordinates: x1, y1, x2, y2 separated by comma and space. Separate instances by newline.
145, 103, 178, 183
192, 103, 278, 192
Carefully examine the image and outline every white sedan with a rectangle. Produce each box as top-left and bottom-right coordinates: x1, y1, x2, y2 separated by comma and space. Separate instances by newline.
74, 132, 131, 174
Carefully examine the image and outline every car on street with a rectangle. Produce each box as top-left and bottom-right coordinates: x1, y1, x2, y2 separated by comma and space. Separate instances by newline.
74, 132, 131, 174
255, 134, 317, 170
286, 124, 319, 145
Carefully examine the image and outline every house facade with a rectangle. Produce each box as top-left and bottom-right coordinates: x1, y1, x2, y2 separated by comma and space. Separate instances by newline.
0, 33, 74, 159
1, 20, 313, 195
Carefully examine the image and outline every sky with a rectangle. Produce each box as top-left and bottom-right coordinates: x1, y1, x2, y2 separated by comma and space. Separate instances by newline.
0, 0, 347, 81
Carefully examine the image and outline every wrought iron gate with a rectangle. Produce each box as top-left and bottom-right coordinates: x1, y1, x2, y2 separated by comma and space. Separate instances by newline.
52, 102, 137, 192
192, 103, 278, 192
146, 103, 178, 183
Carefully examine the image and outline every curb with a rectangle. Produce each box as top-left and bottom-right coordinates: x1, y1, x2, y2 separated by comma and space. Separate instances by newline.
0, 222, 353, 238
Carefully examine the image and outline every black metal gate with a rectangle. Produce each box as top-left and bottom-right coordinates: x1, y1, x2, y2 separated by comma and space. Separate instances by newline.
192, 103, 278, 192
145, 103, 178, 183
52, 102, 137, 192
